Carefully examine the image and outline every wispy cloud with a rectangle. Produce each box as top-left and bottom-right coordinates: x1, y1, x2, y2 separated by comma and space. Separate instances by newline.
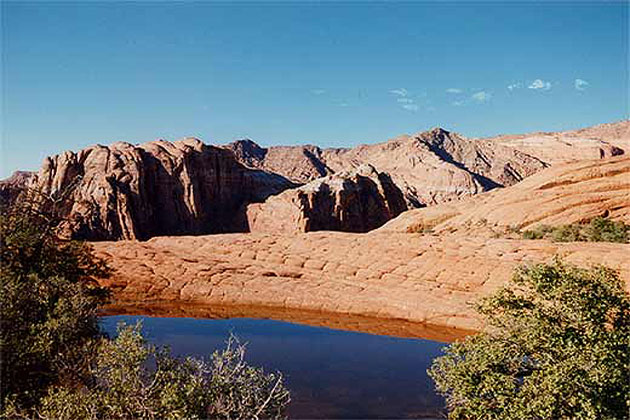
310, 89, 326, 95
452, 100, 465, 107
471, 91, 492, 103
389, 88, 409, 97
507, 82, 522, 91
574, 78, 589, 91
528, 79, 552, 91
446, 88, 462, 94
397, 97, 414, 103
401, 103, 419, 112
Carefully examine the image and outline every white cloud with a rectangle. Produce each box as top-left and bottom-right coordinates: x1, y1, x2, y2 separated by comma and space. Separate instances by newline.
507, 82, 522, 91
452, 100, 465, 106
389, 88, 408, 97
528, 79, 552, 91
401, 103, 419, 112
310, 89, 326, 95
397, 97, 414, 103
575, 78, 589, 91
471, 91, 492, 103
337, 102, 349, 107
446, 88, 462, 94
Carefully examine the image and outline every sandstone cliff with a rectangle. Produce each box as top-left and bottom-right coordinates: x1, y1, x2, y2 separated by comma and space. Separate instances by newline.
20, 138, 294, 240
246, 164, 407, 234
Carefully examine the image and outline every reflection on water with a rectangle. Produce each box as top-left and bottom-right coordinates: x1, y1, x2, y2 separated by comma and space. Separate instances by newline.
101, 313, 449, 419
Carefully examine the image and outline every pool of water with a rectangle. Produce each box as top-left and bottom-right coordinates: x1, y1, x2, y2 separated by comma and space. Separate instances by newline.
101, 315, 447, 419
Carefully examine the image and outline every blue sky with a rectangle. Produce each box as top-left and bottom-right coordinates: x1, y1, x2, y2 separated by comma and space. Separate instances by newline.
2, 1, 628, 177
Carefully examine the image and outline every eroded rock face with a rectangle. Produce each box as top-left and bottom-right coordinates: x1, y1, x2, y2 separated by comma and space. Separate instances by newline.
0, 171, 34, 204
225, 140, 333, 184
227, 128, 547, 207
246, 164, 407, 234
24, 138, 294, 240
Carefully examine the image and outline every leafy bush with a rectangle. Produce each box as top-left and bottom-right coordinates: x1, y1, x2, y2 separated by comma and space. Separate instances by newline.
521, 217, 629, 243
429, 260, 630, 420
38, 323, 290, 420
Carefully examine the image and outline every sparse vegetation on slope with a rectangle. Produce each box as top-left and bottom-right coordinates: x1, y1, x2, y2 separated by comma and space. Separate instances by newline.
522, 217, 629, 243
429, 260, 630, 420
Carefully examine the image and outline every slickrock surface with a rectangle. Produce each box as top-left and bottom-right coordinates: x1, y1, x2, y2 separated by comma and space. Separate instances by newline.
94, 231, 630, 332
380, 155, 630, 234
486, 120, 629, 164
246, 164, 407, 234
21, 138, 294, 240
228, 128, 546, 207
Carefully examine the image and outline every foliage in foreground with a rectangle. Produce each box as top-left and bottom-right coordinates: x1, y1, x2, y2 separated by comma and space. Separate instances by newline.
1, 194, 290, 419
429, 260, 630, 420
0, 196, 110, 409
37, 324, 290, 420
521, 216, 630, 243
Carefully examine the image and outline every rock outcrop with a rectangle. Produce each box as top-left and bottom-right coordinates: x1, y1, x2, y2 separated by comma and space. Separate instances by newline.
225, 140, 333, 184
380, 155, 630, 235
228, 128, 547, 207
0, 170, 34, 204
93, 155, 630, 333
485, 120, 629, 164
246, 164, 407, 234
21, 138, 295, 240
320, 128, 547, 206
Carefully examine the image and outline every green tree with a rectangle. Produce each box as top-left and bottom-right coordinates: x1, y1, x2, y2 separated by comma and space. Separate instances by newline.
429, 260, 630, 420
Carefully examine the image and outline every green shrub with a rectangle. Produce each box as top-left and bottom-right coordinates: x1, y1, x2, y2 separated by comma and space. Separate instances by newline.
38, 323, 290, 420
0, 198, 110, 410
521, 217, 629, 243
429, 260, 630, 420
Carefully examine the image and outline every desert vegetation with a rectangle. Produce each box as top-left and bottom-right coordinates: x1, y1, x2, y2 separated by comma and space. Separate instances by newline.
0, 196, 290, 419
521, 216, 629, 243
429, 260, 630, 419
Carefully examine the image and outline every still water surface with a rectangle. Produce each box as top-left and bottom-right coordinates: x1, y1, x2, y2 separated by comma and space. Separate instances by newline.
101, 315, 447, 419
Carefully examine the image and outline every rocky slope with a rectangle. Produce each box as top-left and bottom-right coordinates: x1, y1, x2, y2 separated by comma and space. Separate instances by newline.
485, 120, 629, 164
93, 155, 630, 333
16, 138, 294, 240
229, 128, 547, 207
225, 139, 333, 184
0, 170, 34, 204
246, 164, 407, 234
380, 155, 630, 235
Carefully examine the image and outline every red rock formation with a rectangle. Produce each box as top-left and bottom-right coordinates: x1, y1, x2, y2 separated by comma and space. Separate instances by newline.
228, 128, 547, 207
93, 155, 630, 333
246, 164, 407, 234
22, 138, 294, 240
225, 139, 333, 184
